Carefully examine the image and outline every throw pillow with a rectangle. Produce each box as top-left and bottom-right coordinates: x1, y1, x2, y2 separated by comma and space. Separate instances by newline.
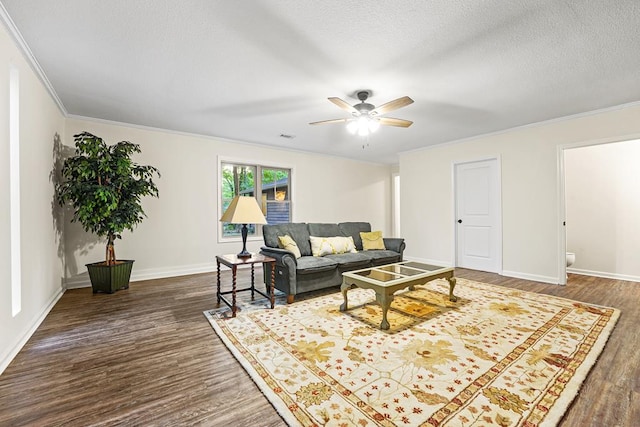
278, 234, 302, 258
310, 236, 358, 256
360, 231, 386, 250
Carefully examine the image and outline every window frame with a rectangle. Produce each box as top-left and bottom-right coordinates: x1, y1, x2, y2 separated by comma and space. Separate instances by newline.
217, 156, 294, 243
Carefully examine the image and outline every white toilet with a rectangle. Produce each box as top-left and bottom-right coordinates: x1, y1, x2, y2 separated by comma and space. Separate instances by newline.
565, 252, 575, 280
566, 252, 576, 268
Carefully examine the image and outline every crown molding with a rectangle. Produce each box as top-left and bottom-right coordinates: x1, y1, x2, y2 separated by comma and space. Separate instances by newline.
0, 3, 67, 115
401, 99, 640, 156
66, 113, 392, 167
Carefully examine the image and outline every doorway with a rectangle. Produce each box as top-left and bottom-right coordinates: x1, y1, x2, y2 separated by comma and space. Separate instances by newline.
454, 157, 502, 273
559, 138, 640, 284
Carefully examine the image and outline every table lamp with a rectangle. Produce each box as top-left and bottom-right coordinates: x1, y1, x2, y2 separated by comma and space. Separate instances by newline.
219, 195, 268, 258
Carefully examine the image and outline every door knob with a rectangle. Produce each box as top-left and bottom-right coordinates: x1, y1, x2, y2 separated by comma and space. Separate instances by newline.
457, 219, 462, 223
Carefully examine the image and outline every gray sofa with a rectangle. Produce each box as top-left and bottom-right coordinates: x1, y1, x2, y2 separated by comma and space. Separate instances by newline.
260, 222, 405, 303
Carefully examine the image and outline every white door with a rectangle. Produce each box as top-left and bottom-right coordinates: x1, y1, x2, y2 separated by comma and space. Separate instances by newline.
455, 158, 502, 273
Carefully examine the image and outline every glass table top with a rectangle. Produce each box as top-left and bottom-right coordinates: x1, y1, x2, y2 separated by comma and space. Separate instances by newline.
354, 269, 403, 282
379, 264, 427, 276
402, 262, 447, 272
349, 262, 450, 283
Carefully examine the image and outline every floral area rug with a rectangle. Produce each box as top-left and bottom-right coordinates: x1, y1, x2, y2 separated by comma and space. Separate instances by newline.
204, 278, 619, 426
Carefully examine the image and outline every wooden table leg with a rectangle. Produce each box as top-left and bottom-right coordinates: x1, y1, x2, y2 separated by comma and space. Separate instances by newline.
232, 265, 237, 317
447, 276, 458, 302
216, 259, 221, 305
339, 281, 350, 312
269, 261, 275, 309
376, 291, 394, 330
250, 264, 255, 300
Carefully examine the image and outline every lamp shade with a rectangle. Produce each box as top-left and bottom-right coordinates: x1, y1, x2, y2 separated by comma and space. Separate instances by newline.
220, 195, 268, 225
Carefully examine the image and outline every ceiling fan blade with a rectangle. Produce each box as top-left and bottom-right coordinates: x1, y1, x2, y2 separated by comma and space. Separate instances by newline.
371, 96, 414, 116
309, 118, 349, 125
328, 97, 358, 114
379, 117, 413, 128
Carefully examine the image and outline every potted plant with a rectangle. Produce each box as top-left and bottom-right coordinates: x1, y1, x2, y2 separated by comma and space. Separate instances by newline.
56, 131, 160, 293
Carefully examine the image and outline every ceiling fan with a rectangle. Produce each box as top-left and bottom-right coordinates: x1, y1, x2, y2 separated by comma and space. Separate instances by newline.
310, 90, 414, 136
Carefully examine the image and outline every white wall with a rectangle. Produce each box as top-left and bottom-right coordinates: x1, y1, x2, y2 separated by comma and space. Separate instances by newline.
399, 104, 640, 284
0, 22, 65, 373
63, 118, 393, 285
565, 139, 640, 281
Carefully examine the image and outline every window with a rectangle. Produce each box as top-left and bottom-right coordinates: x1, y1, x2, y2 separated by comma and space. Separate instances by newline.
261, 167, 291, 225
220, 161, 291, 239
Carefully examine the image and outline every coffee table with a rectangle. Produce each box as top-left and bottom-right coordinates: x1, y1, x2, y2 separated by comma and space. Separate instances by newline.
340, 261, 457, 330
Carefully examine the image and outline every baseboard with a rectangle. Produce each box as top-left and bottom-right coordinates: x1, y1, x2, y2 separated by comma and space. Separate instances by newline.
0, 286, 65, 376
132, 263, 217, 282
66, 261, 636, 291
502, 270, 560, 285
63, 263, 217, 289
568, 268, 640, 283
63, 272, 91, 289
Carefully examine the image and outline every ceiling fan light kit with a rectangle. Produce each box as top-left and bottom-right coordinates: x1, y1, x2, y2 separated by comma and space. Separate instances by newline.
310, 90, 414, 138
347, 115, 380, 136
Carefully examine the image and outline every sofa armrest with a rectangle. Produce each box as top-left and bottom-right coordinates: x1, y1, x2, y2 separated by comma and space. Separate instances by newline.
260, 246, 298, 267
383, 238, 406, 255
260, 246, 299, 299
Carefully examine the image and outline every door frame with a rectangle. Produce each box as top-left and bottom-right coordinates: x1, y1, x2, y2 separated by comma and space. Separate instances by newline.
557, 146, 567, 285
556, 132, 640, 285
452, 156, 503, 274
391, 172, 401, 237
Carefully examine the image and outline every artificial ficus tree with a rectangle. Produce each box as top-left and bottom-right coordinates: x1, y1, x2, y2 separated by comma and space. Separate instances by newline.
56, 132, 160, 265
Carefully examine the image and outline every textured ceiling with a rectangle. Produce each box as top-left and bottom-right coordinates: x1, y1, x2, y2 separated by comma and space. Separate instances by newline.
2, 0, 640, 164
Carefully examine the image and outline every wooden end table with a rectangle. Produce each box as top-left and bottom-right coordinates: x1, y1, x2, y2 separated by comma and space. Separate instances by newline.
215, 253, 276, 317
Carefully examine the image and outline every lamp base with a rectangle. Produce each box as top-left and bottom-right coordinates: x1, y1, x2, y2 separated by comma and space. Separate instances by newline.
237, 250, 252, 259
237, 224, 252, 259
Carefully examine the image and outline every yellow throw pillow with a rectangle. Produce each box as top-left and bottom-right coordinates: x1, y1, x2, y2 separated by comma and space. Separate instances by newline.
310, 236, 357, 256
360, 231, 386, 250
278, 235, 302, 258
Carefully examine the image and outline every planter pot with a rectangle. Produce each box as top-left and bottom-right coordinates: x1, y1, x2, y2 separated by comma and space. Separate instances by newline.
86, 260, 135, 294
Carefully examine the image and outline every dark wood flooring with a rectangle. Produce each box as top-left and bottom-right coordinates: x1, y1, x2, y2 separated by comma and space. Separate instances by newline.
0, 269, 637, 426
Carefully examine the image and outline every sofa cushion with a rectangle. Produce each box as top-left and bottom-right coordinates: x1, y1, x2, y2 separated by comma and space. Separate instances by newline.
308, 223, 342, 238
338, 222, 371, 250
278, 235, 302, 258
360, 249, 401, 264
324, 252, 371, 269
263, 223, 312, 256
310, 236, 357, 256
361, 231, 386, 250
296, 256, 338, 274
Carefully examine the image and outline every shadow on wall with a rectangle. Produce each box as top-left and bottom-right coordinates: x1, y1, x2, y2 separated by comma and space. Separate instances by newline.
50, 133, 100, 281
